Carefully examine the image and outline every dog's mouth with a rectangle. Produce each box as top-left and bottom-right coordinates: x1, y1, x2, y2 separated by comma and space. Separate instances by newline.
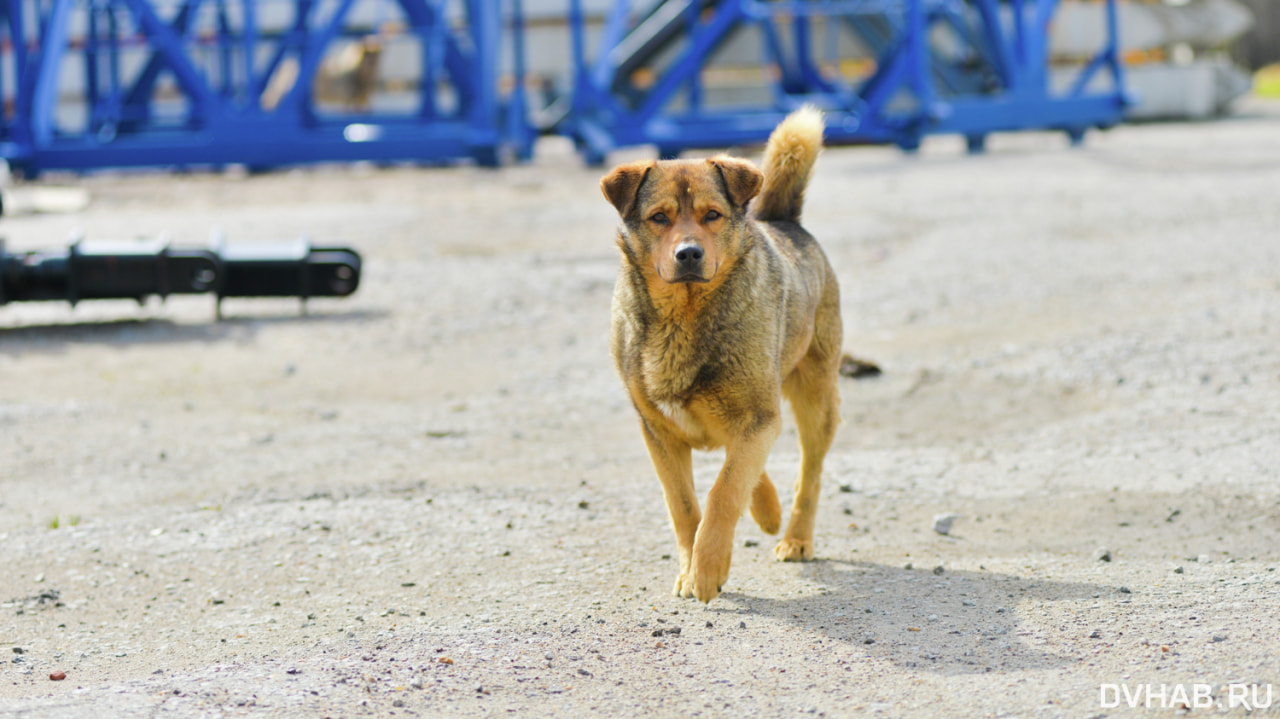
671, 273, 710, 284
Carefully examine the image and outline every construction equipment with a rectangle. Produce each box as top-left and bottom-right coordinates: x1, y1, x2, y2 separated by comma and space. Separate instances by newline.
0, 0, 532, 175
565, 0, 1132, 162
0, 235, 361, 315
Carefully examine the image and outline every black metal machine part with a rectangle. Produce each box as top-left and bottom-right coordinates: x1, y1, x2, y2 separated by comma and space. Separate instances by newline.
0, 238, 361, 310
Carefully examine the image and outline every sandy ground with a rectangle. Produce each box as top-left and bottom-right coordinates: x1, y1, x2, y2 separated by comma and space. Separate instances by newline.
2, 101, 1280, 718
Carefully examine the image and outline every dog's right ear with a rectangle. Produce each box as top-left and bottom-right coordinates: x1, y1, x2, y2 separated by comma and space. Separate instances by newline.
601, 161, 653, 218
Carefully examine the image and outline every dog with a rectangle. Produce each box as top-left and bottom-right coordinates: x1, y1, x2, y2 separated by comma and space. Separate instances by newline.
601, 106, 842, 603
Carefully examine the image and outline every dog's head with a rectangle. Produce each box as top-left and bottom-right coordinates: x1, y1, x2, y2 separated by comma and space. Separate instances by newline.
601, 157, 762, 287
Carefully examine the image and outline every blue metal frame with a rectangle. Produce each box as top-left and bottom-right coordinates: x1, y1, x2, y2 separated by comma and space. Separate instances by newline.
0, 0, 532, 174
566, 0, 1131, 163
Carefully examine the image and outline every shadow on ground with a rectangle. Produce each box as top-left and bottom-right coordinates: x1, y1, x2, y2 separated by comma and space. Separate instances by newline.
0, 309, 386, 353
717, 559, 1104, 675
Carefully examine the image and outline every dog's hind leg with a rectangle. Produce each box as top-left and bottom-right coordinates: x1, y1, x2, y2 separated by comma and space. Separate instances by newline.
640, 421, 701, 598
776, 355, 841, 561
750, 472, 781, 535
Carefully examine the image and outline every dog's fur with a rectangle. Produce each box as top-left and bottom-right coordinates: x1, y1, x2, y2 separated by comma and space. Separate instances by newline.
602, 107, 842, 603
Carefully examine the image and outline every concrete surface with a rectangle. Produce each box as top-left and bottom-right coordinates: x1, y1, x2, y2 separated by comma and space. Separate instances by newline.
2, 101, 1279, 717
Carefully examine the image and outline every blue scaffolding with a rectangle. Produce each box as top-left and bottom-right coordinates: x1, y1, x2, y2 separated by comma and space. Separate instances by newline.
0, 1, 1131, 173
566, 0, 1131, 163
0, 0, 533, 174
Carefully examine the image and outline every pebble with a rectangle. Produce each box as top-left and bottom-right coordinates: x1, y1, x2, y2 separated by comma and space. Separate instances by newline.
1211, 635, 1227, 643
932, 566, 945, 576
1173, 566, 1184, 574
49, 671, 66, 681
1094, 548, 1112, 562
932, 513, 959, 535
1089, 630, 1102, 639
743, 539, 759, 548
738, 621, 746, 629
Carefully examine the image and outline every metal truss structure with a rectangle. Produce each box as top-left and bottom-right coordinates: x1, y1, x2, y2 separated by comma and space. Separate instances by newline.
567, 0, 1131, 163
0, 0, 532, 174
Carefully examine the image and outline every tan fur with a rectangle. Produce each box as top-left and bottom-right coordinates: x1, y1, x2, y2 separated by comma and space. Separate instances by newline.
754, 105, 824, 223
601, 107, 842, 603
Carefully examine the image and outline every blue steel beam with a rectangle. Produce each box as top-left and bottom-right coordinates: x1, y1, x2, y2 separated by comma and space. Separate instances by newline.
0, 0, 532, 174
566, 0, 1130, 161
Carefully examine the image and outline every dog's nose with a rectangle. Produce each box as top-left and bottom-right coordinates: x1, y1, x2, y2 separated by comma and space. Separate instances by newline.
674, 242, 704, 265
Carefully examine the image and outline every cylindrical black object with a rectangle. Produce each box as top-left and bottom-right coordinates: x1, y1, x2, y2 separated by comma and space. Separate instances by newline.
0, 238, 361, 307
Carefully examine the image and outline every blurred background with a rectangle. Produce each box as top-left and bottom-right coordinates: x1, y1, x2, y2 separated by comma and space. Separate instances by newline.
0, 0, 1276, 179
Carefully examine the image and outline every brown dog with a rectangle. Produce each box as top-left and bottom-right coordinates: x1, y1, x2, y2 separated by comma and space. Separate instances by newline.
601, 107, 842, 603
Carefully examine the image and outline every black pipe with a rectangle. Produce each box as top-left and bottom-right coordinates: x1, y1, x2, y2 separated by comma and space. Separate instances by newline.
0, 238, 361, 308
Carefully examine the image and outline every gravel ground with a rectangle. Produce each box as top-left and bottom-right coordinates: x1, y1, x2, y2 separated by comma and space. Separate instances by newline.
2, 100, 1279, 718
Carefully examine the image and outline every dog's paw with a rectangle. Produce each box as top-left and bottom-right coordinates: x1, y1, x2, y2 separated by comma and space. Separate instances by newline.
689, 549, 732, 603
774, 537, 813, 562
672, 571, 695, 599
689, 569, 724, 604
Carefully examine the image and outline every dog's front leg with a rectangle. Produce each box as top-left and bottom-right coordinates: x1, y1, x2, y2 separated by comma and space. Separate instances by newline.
691, 414, 781, 603
639, 421, 700, 597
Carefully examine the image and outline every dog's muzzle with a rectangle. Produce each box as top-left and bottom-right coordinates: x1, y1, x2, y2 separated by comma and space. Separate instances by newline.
672, 241, 707, 282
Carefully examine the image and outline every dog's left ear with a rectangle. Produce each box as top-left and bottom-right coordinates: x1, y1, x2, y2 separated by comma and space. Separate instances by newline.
601, 161, 654, 218
708, 156, 763, 209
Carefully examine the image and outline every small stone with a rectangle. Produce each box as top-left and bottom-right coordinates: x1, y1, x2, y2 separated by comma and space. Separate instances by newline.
927, 614, 938, 622
932, 513, 959, 535
738, 621, 747, 629
839, 483, 855, 493
1118, 586, 1131, 594
1173, 566, 1184, 574
904, 563, 913, 570
932, 566, 945, 576
652, 629, 664, 637
1089, 630, 1102, 639
473, 683, 484, 693
839, 354, 882, 379
667, 627, 681, 635
1094, 548, 1112, 562
1211, 635, 1227, 643
49, 671, 66, 681
11, 648, 22, 655
577, 668, 592, 677
437, 657, 453, 665
392, 699, 405, 708
705, 621, 714, 629
577, 501, 589, 510
544, 652, 554, 661
410, 679, 424, 690
743, 539, 759, 548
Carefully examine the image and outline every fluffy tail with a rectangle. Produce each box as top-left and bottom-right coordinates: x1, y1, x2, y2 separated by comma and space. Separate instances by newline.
753, 105, 824, 223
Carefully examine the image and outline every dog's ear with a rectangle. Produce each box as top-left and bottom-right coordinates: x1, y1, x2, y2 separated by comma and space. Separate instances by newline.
601, 161, 654, 218
708, 156, 763, 209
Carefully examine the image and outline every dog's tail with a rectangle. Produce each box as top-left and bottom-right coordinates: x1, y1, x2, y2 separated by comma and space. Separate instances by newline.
753, 105, 824, 223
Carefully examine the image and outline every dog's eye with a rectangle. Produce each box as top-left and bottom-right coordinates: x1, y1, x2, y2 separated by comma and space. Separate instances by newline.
649, 212, 669, 225
703, 210, 722, 222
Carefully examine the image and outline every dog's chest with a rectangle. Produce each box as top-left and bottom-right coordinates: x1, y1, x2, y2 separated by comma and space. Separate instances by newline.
639, 333, 718, 446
